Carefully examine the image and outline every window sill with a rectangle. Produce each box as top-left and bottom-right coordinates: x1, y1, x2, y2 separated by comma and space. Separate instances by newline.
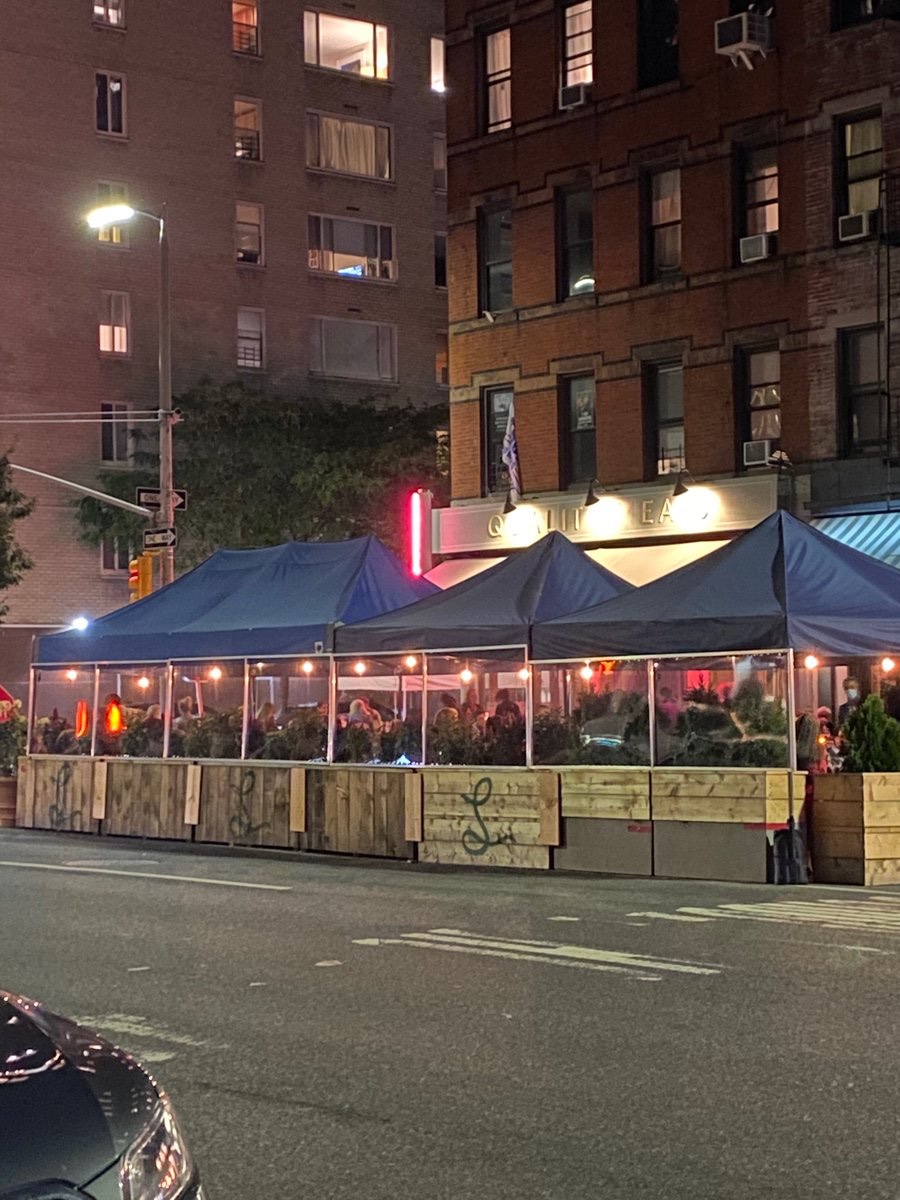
234, 156, 264, 166
236, 259, 266, 269
304, 64, 393, 86
306, 166, 395, 186
232, 50, 263, 60
310, 372, 399, 385
308, 269, 398, 287
95, 131, 129, 142
98, 353, 132, 362
99, 460, 133, 470
92, 19, 126, 32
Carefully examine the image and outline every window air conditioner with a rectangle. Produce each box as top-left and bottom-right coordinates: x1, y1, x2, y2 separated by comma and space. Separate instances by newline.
743, 438, 774, 468
559, 82, 589, 111
838, 211, 878, 242
715, 13, 774, 61
739, 233, 776, 264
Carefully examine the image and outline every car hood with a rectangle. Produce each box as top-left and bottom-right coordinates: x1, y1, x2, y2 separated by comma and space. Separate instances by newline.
0, 993, 158, 1192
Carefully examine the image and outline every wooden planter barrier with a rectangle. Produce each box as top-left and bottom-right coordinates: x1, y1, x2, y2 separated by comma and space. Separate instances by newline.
418, 768, 559, 869
18, 756, 101, 835
0, 778, 16, 828
102, 759, 192, 842
811, 774, 900, 886
651, 769, 805, 883
298, 767, 414, 860
554, 769, 652, 876
195, 762, 295, 849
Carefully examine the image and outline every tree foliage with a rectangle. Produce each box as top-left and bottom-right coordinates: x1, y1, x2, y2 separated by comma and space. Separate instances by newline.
0, 455, 34, 621
75, 381, 448, 567
842, 693, 900, 773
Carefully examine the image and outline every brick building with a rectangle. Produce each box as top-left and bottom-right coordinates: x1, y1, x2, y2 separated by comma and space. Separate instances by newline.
432, 0, 899, 589
0, 0, 448, 698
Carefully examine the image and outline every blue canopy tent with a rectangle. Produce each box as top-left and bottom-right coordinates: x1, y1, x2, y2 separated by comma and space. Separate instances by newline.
35, 537, 437, 665
335, 531, 633, 654
532, 510, 900, 661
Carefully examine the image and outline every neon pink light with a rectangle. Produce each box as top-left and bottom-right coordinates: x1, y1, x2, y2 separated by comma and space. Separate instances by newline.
410, 490, 423, 576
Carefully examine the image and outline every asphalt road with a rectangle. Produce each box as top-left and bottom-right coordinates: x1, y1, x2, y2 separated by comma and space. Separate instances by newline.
3, 830, 900, 1199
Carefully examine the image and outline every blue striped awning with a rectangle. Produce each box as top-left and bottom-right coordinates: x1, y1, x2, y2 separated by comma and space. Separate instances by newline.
811, 512, 900, 569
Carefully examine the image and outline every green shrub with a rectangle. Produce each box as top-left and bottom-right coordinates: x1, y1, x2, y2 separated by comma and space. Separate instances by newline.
534, 711, 580, 763
732, 679, 788, 736
428, 719, 489, 766
336, 724, 374, 764
256, 710, 326, 761
842, 694, 900, 773
0, 710, 26, 777
730, 738, 787, 767
182, 711, 242, 759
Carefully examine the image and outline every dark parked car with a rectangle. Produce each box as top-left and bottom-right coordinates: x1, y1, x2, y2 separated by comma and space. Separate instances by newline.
0, 990, 203, 1199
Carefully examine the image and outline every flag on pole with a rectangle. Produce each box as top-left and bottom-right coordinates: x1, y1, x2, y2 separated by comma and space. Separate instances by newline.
501, 396, 522, 499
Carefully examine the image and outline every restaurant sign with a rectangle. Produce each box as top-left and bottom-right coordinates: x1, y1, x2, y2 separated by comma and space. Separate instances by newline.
433, 475, 778, 556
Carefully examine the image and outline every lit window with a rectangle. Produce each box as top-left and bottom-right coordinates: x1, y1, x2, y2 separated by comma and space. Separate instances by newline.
232, 1, 259, 54
743, 147, 779, 236
237, 308, 265, 369
310, 317, 396, 381
436, 332, 448, 386
306, 112, 391, 180
234, 99, 262, 160
308, 215, 395, 280
95, 71, 126, 136
431, 37, 445, 91
101, 538, 131, 573
303, 11, 389, 78
236, 202, 263, 264
562, 2, 592, 87
93, 0, 124, 27
99, 291, 129, 355
433, 134, 447, 192
647, 167, 681, 279
100, 403, 130, 462
484, 29, 511, 133
839, 113, 882, 217
648, 362, 684, 476
434, 233, 447, 288
96, 182, 129, 246
558, 188, 594, 298
562, 376, 596, 485
744, 349, 781, 443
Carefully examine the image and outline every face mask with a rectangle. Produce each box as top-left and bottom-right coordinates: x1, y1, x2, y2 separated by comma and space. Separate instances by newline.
847, 689, 859, 701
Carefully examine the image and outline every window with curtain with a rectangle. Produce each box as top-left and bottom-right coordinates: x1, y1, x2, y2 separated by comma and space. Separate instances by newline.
95, 71, 126, 135
558, 188, 594, 298
742, 147, 779, 236
744, 348, 781, 443
839, 113, 883, 217
232, 1, 259, 53
96, 181, 129, 245
310, 317, 396, 381
93, 0, 124, 27
648, 362, 684, 475
648, 167, 681, 279
306, 112, 392, 179
234, 99, 262, 160
235, 202, 263, 263
308, 215, 395, 279
431, 37, 445, 91
99, 292, 129, 355
303, 11, 389, 78
840, 326, 886, 455
433, 134, 447, 191
562, 2, 593, 87
479, 206, 513, 312
562, 376, 597, 485
484, 29, 511, 133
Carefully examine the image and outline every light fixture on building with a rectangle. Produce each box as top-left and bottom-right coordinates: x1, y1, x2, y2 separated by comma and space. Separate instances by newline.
882, 657, 896, 674
584, 479, 600, 508
137, 675, 151, 690
803, 655, 819, 670
208, 666, 223, 681
404, 655, 418, 669
301, 660, 314, 675
670, 472, 717, 530
502, 489, 517, 515
353, 661, 366, 676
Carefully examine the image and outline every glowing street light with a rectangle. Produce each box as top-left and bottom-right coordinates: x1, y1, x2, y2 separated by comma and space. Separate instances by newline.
85, 203, 137, 229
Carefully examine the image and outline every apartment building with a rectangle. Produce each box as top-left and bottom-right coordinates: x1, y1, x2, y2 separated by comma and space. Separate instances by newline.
0, 0, 447, 698
432, 0, 899, 589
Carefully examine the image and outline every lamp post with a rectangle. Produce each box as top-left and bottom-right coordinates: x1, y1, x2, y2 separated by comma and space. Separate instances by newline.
85, 202, 175, 585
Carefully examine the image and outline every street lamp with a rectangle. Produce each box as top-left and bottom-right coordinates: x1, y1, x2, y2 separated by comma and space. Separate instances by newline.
85, 202, 176, 586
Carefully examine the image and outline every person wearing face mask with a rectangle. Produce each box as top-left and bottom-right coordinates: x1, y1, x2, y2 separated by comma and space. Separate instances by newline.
837, 676, 861, 729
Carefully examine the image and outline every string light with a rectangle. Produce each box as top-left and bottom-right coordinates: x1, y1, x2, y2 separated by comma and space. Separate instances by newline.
517, 668, 530, 682
354, 661, 366, 676
803, 655, 819, 670
459, 667, 473, 684
301, 660, 314, 675
137, 675, 150, 690
579, 664, 593, 682
882, 657, 896, 674
65, 669, 78, 682
208, 666, 223, 681
404, 655, 418, 669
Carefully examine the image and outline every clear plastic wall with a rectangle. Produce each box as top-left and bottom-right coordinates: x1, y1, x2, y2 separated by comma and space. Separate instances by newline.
422, 654, 528, 766
169, 661, 246, 758
533, 660, 651, 765
247, 658, 329, 761
335, 655, 423, 764
31, 666, 94, 755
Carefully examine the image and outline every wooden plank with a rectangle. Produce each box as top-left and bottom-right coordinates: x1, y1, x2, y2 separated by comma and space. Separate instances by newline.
16, 759, 36, 827
652, 771, 778, 800
289, 767, 307, 833
422, 816, 542, 842
91, 759, 108, 821
865, 858, 900, 886
418, 839, 549, 869
404, 772, 423, 843
372, 771, 390, 853
864, 831, 900, 858
424, 794, 547, 820
652, 793, 765, 825
348, 770, 373, 855
538, 771, 560, 847
764, 775, 807, 828
422, 770, 543, 798
184, 763, 202, 825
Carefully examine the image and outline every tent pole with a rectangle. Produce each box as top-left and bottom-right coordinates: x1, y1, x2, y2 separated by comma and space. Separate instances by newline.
240, 660, 251, 760
525, 656, 534, 768
647, 660, 658, 767
326, 657, 337, 763
26, 665, 36, 756
89, 666, 100, 757
421, 655, 429, 767
162, 663, 174, 759
786, 649, 797, 824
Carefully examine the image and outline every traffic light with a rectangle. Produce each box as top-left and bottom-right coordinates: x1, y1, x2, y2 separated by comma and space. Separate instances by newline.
128, 554, 154, 602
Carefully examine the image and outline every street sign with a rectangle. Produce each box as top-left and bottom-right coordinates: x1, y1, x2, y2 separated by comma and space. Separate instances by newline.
135, 487, 188, 511
143, 526, 177, 551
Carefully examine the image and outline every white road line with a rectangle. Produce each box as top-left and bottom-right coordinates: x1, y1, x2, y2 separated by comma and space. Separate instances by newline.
74, 1013, 208, 1048
127, 966, 150, 973
547, 916, 581, 922
0, 860, 291, 891
628, 911, 712, 923
353, 937, 662, 979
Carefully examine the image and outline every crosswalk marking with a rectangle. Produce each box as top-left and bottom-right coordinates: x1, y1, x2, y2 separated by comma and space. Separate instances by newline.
353, 928, 722, 981
639, 898, 900, 937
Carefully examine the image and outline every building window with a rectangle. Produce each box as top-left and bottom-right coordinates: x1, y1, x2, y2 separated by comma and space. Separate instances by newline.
647, 167, 681, 280
236, 202, 263, 264
93, 1, 125, 27
434, 233, 448, 288
840, 326, 885, 455
431, 37, 445, 91
743, 348, 781, 447
648, 362, 684, 476
562, 376, 597, 485
436, 332, 449, 386
100, 403, 130, 462
838, 113, 883, 218
308, 215, 395, 280
234, 99, 262, 160
483, 386, 514, 493
306, 112, 391, 180
484, 28, 511, 133
95, 71, 126, 136
101, 538, 130, 574
96, 182, 129, 246
233, 1, 259, 53
558, 188, 594, 298
433, 134, 447, 191
237, 308, 265, 369
99, 291, 129, 355
479, 206, 513, 314
562, 2, 593, 87
310, 317, 396, 381
303, 11, 389, 78
637, 0, 678, 89
742, 147, 779, 237
833, 0, 882, 27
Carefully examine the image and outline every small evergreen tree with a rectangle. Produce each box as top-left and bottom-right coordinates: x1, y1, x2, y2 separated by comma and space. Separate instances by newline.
842, 693, 900, 773
0, 455, 34, 621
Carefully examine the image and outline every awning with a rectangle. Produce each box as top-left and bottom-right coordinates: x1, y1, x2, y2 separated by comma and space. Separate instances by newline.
811, 512, 900, 569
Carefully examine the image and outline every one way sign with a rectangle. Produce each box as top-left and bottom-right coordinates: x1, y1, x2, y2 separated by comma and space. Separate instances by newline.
136, 487, 188, 511
143, 526, 177, 551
